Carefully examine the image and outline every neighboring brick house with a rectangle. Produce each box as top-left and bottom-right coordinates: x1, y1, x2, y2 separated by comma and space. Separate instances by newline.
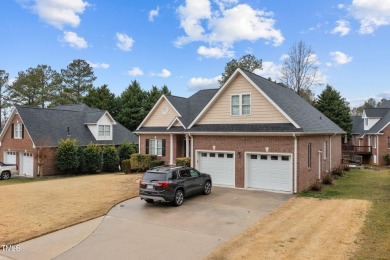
350, 100, 390, 165
0, 104, 138, 177
135, 68, 344, 193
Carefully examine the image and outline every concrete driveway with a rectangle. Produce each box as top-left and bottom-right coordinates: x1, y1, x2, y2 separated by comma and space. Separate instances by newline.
1, 187, 291, 260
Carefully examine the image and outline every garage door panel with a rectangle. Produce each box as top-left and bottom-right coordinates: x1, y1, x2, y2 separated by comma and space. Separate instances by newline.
247, 154, 292, 192
198, 152, 234, 186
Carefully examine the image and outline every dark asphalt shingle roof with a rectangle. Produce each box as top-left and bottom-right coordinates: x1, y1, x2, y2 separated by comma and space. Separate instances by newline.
138, 69, 344, 134
351, 116, 364, 134
364, 108, 389, 117
379, 100, 390, 108
16, 105, 138, 147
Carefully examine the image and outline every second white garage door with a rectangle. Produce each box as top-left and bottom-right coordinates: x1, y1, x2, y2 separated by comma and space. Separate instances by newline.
198, 151, 235, 186
247, 153, 292, 192
20, 152, 34, 177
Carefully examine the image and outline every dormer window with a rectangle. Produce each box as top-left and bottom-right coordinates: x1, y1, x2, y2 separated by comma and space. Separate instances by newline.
364, 118, 368, 126
231, 94, 251, 116
98, 125, 111, 137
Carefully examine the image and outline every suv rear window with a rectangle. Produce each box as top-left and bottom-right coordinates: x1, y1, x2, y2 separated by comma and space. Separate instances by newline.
142, 172, 167, 181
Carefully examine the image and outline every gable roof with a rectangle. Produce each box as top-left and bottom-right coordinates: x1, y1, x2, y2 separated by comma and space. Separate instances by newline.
351, 106, 390, 136
364, 108, 389, 118
4, 105, 138, 147
137, 68, 344, 134
379, 100, 390, 108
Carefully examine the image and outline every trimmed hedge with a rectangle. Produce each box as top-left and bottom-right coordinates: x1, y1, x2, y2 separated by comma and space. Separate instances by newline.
176, 157, 190, 167
130, 154, 157, 172
56, 138, 79, 173
103, 145, 119, 172
118, 142, 138, 164
150, 160, 164, 168
82, 143, 102, 173
121, 159, 132, 174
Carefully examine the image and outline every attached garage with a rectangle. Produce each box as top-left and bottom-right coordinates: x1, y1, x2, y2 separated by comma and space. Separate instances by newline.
3, 151, 16, 164
20, 152, 34, 177
246, 153, 292, 192
197, 151, 235, 186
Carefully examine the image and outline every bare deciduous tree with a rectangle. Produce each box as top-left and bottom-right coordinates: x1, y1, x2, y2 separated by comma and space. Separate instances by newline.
280, 41, 321, 100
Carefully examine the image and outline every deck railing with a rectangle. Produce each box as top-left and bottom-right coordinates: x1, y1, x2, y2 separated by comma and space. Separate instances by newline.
342, 145, 372, 154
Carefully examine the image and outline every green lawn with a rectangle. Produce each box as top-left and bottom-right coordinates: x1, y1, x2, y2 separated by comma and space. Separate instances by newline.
299, 168, 390, 259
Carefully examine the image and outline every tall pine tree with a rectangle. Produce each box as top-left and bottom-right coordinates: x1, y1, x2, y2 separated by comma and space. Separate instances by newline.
315, 85, 352, 134
84, 84, 119, 118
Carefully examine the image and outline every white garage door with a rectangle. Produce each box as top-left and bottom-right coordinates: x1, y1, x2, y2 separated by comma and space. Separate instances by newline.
21, 152, 34, 177
247, 154, 292, 192
198, 151, 235, 186
4, 151, 16, 164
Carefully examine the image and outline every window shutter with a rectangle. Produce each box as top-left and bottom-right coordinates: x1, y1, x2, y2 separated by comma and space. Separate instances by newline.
11, 124, 14, 138
145, 139, 149, 154
22, 124, 24, 139
162, 139, 166, 156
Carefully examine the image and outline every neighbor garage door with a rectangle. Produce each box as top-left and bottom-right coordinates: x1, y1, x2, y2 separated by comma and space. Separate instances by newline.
247, 154, 292, 192
198, 151, 235, 186
21, 152, 34, 177
3, 151, 16, 164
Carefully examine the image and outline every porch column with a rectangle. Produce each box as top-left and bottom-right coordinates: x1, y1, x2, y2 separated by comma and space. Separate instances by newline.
170, 134, 173, 165
185, 134, 190, 157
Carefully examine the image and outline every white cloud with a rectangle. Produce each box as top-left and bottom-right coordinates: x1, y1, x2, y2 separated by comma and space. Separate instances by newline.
18, 0, 89, 29
87, 61, 109, 69
152, 69, 171, 78
149, 6, 159, 22
330, 51, 353, 64
350, 0, 390, 34
338, 4, 345, 9
188, 75, 221, 90
62, 31, 88, 49
253, 61, 281, 81
331, 20, 350, 36
197, 46, 234, 58
116, 33, 134, 51
326, 62, 332, 67
127, 67, 144, 76
176, 1, 284, 57
7, 77, 16, 86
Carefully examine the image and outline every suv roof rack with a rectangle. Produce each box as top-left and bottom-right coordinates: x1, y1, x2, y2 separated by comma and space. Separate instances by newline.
149, 165, 186, 171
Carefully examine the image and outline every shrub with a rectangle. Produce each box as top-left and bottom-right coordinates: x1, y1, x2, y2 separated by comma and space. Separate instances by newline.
103, 145, 119, 172
118, 142, 138, 164
322, 174, 334, 185
82, 143, 102, 173
309, 180, 323, 192
121, 159, 132, 174
56, 138, 79, 173
176, 157, 190, 167
150, 160, 164, 168
331, 166, 344, 177
343, 164, 350, 171
383, 154, 390, 165
130, 154, 157, 172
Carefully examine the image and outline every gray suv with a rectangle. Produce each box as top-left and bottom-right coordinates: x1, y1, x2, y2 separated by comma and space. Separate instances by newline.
139, 166, 212, 206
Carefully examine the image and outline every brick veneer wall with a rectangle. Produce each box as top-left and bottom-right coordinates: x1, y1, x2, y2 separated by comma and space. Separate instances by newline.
378, 126, 390, 165
139, 134, 175, 165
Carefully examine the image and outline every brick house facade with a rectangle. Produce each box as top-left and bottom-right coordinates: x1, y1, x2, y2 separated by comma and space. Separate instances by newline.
136, 69, 344, 193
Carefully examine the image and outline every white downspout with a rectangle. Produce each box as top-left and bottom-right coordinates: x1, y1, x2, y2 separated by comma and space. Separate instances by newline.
293, 134, 298, 194
330, 133, 336, 171
189, 133, 194, 167
185, 134, 190, 157
376, 135, 379, 165
318, 151, 322, 180
138, 135, 141, 153
169, 134, 173, 165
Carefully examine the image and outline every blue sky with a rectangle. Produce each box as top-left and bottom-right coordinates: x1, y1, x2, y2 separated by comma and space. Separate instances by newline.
1, 0, 390, 107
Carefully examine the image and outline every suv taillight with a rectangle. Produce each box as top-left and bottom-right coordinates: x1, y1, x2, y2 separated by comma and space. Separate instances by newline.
140, 180, 146, 186
157, 181, 169, 188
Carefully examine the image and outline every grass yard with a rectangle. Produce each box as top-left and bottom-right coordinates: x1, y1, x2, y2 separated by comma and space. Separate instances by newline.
300, 168, 390, 259
0, 173, 142, 245
208, 168, 390, 259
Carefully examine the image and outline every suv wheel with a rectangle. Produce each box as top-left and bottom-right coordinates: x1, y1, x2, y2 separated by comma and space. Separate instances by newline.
1, 171, 11, 180
173, 190, 184, 206
145, 199, 154, 204
203, 181, 211, 195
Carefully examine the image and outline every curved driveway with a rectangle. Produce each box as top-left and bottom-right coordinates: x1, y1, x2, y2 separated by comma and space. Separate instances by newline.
1, 187, 291, 260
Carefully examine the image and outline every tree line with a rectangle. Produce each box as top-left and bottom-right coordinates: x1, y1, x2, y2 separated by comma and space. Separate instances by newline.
0, 60, 170, 131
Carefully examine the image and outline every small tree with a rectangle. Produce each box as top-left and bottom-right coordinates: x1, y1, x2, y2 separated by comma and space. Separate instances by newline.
82, 143, 102, 173
56, 138, 79, 173
103, 145, 119, 172
118, 142, 138, 164
219, 54, 262, 86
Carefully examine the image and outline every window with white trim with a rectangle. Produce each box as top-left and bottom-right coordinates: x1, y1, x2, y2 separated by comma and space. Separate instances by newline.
324, 141, 328, 159
150, 139, 163, 156
14, 123, 22, 139
387, 137, 390, 149
231, 94, 251, 116
373, 136, 377, 149
98, 125, 111, 137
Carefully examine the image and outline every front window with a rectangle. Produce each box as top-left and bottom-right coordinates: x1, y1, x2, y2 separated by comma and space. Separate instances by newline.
150, 139, 163, 156
98, 125, 111, 137
373, 136, 377, 149
324, 141, 328, 159
308, 143, 312, 168
231, 94, 251, 116
14, 123, 22, 139
388, 137, 390, 149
